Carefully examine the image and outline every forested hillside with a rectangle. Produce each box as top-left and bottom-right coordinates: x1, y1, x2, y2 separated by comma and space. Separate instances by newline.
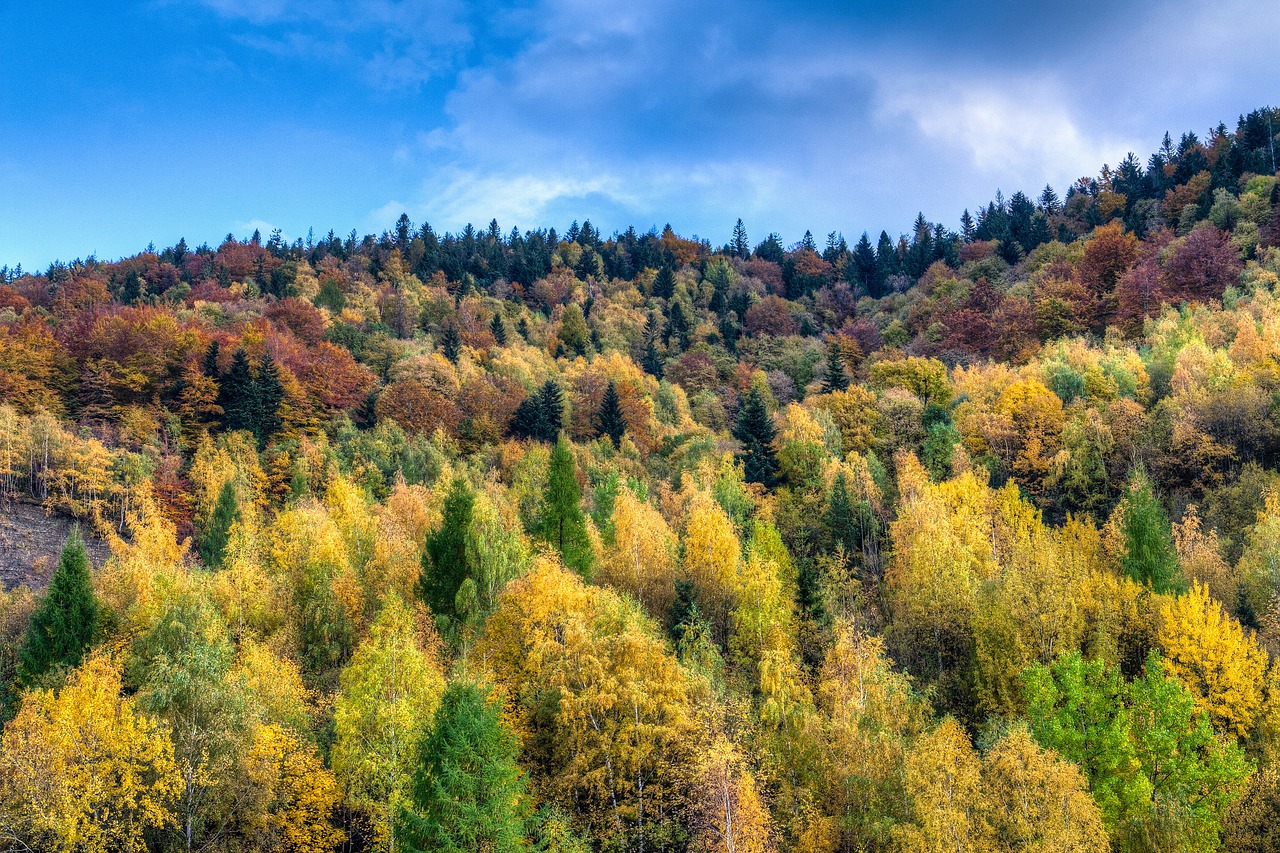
3, 108, 1280, 852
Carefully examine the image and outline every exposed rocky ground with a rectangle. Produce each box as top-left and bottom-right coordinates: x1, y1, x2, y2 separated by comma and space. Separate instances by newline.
0, 501, 112, 591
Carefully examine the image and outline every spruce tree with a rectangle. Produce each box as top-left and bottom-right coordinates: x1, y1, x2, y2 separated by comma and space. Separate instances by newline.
489, 311, 507, 346
18, 530, 98, 686
731, 218, 751, 259
732, 386, 779, 486
653, 265, 676, 300
198, 480, 239, 569
440, 322, 462, 364
535, 380, 564, 443
595, 381, 626, 448
540, 435, 592, 576
253, 353, 284, 444
220, 347, 255, 433
826, 472, 857, 552
396, 682, 529, 853
1119, 471, 1186, 594
202, 339, 221, 379
420, 476, 475, 618
821, 339, 848, 393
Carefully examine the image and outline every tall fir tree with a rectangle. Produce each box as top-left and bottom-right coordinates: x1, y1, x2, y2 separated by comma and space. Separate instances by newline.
202, 339, 221, 379
821, 339, 849, 393
18, 530, 98, 687
441, 322, 462, 364
489, 311, 507, 346
219, 347, 255, 433
540, 435, 593, 577
420, 476, 475, 618
253, 353, 284, 444
825, 472, 857, 553
395, 682, 529, 853
732, 386, 779, 487
653, 265, 676, 300
595, 381, 626, 448
198, 480, 239, 570
1119, 470, 1186, 594
731, 218, 751, 259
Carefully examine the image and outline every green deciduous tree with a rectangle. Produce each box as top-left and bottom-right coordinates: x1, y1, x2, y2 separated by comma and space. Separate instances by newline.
1117, 470, 1186, 594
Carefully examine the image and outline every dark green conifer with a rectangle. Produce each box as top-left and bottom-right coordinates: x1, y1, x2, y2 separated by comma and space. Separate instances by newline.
18, 530, 98, 686
1119, 470, 1186, 594
732, 386, 779, 487
220, 347, 255, 433
826, 472, 856, 552
420, 476, 475, 618
595, 381, 626, 448
202, 339, 221, 379
253, 353, 284, 444
489, 311, 507, 346
653, 265, 676, 300
540, 435, 592, 577
821, 339, 848, 393
440, 322, 462, 364
198, 480, 240, 570
396, 682, 529, 853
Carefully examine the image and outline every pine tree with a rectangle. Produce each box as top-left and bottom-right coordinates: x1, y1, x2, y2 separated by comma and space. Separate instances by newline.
595, 381, 626, 448
731, 219, 750, 259
220, 347, 255, 433
18, 530, 98, 686
198, 480, 239, 569
821, 339, 848, 393
420, 476, 475, 618
253, 353, 284, 444
517, 316, 530, 340
440, 322, 462, 364
1119, 471, 1186, 594
489, 311, 507, 346
540, 435, 592, 576
732, 386, 779, 486
396, 682, 530, 853
653, 265, 676, 300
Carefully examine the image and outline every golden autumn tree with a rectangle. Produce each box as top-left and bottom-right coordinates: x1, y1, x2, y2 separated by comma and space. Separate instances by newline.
333, 593, 446, 852
981, 727, 1108, 852
689, 737, 777, 853
0, 654, 180, 853
1157, 581, 1268, 738
477, 556, 697, 852
236, 723, 345, 852
597, 489, 680, 620
895, 717, 993, 852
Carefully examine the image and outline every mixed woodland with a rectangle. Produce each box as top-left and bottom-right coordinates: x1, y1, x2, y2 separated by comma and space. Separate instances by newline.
4, 108, 1280, 852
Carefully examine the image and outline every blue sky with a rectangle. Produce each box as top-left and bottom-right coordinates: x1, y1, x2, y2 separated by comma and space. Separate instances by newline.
3, 0, 1279, 270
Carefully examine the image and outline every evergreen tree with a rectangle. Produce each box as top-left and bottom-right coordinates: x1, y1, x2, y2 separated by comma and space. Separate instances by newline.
653, 265, 676, 300
540, 435, 592, 576
396, 682, 529, 853
18, 530, 98, 686
252, 353, 284, 444
220, 347, 255, 432
512, 380, 566, 443
517, 316, 530, 341
826, 472, 857, 552
489, 311, 507, 346
821, 339, 848, 393
1119, 470, 1186, 595
441, 322, 462, 364
595, 381, 626, 448
202, 339, 221, 379
851, 233, 877, 296
198, 480, 239, 570
731, 219, 750, 259
732, 386, 779, 486
420, 476, 475, 618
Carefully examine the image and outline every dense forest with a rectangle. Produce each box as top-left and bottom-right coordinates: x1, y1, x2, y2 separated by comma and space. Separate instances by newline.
2, 107, 1280, 853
